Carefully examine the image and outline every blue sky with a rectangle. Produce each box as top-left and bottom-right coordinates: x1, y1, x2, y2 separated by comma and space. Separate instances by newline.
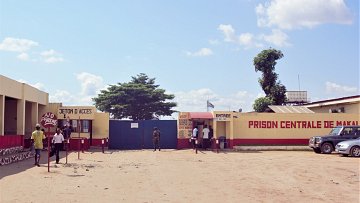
0, 0, 359, 113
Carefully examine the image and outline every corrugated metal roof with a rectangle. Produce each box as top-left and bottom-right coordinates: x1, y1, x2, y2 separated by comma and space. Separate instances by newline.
303, 95, 360, 108
268, 105, 314, 113
189, 112, 213, 119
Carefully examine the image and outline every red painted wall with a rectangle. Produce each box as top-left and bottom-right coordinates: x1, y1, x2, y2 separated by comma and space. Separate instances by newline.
0, 135, 24, 149
68, 138, 90, 151
91, 138, 109, 147
177, 138, 308, 149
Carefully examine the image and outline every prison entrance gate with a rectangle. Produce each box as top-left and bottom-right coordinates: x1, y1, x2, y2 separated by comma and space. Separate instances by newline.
109, 120, 177, 149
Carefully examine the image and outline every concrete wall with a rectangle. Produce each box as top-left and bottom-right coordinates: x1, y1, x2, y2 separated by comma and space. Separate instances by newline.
0, 75, 23, 99
232, 113, 359, 139
93, 112, 110, 139
23, 84, 48, 105
0, 75, 49, 136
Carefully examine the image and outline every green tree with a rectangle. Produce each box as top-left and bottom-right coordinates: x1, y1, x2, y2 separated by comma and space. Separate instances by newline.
93, 73, 177, 120
253, 48, 287, 111
253, 97, 273, 112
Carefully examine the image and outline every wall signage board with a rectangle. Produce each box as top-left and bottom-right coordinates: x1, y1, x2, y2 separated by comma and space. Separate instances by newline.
58, 106, 96, 120
131, 123, 139, 128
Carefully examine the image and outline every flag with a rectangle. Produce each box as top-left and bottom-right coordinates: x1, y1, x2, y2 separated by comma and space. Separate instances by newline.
207, 100, 214, 108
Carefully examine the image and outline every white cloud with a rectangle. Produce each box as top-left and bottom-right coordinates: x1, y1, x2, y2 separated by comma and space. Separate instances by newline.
256, 0, 353, 30
325, 82, 358, 94
43, 56, 64, 63
0, 37, 39, 52
17, 52, 30, 61
172, 88, 259, 112
40, 49, 64, 63
218, 24, 289, 48
261, 29, 291, 47
209, 39, 220, 45
238, 33, 254, 46
76, 72, 104, 97
186, 48, 213, 57
218, 24, 237, 42
40, 49, 56, 57
49, 90, 76, 104
48, 73, 106, 106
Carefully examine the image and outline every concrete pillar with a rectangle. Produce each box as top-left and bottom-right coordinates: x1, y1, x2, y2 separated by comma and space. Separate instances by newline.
213, 119, 217, 139
31, 102, 38, 128
229, 116, 234, 148
0, 95, 4, 135
17, 99, 25, 135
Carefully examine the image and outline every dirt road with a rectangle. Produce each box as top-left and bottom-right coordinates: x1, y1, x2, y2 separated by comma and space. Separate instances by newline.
0, 150, 359, 203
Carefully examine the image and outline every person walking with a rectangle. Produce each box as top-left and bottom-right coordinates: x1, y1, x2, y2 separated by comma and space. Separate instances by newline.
191, 126, 198, 149
153, 127, 161, 151
52, 128, 64, 164
31, 124, 45, 167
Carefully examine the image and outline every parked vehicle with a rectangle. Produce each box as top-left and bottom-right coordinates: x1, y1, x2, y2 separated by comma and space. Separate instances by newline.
309, 126, 360, 154
335, 138, 360, 157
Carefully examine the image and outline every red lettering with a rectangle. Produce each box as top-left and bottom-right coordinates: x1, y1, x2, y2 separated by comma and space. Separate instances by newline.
249, 121, 253, 128
317, 121, 322, 128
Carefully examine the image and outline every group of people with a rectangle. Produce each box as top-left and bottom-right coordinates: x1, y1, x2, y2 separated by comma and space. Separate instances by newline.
31, 124, 71, 166
191, 125, 213, 149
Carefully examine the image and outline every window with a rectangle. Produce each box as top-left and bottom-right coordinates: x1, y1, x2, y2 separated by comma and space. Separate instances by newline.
82, 120, 90, 133
72, 120, 78, 132
68, 120, 90, 133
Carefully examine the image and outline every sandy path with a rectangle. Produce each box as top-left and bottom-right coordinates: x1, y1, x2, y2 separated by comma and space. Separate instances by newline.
0, 150, 359, 203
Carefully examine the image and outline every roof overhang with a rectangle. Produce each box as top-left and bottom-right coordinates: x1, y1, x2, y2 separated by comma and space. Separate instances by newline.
189, 112, 213, 119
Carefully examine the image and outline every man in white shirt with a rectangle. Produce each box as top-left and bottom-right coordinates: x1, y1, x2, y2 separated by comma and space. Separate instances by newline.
52, 128, 65, 164
202, 125, 210, 149
191, 126, 198, 149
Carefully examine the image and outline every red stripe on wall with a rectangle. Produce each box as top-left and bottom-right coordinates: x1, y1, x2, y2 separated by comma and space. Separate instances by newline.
177, 138, 192, 149
0, 135, 24, 149
91, 138, 109, 147
233, 139, 308, 146
177, 138, 308, 149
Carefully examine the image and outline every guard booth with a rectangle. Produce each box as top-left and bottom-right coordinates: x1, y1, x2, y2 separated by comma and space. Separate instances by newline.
56, 106, 109, 149
177, 112, 216, 149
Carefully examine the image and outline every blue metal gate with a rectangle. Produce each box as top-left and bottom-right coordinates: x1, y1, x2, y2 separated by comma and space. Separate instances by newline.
109, 120, 177, 149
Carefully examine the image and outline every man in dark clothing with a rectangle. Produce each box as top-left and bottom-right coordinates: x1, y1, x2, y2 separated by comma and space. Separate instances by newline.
153, 127, 161, 151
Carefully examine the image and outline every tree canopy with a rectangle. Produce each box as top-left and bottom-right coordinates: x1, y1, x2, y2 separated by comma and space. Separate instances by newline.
253, 48, 287, 112
93, 73, 177, 120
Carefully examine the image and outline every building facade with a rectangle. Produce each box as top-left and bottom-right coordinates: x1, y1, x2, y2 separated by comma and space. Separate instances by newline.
0, 75, 48, 137
178, 108, 360, 148
0, 75, 109, 148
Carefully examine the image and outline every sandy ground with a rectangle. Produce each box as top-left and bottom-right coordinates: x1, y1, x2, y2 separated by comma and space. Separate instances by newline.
0, 149, 359, 203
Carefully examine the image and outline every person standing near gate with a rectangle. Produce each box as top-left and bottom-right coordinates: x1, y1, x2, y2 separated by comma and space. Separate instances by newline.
62, 124, 71, 150
191, 126, 198, 149
153, 127, 161, 151
52, 128, 64, 164
202, 125, 210, 150
31, 124, 45, 167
